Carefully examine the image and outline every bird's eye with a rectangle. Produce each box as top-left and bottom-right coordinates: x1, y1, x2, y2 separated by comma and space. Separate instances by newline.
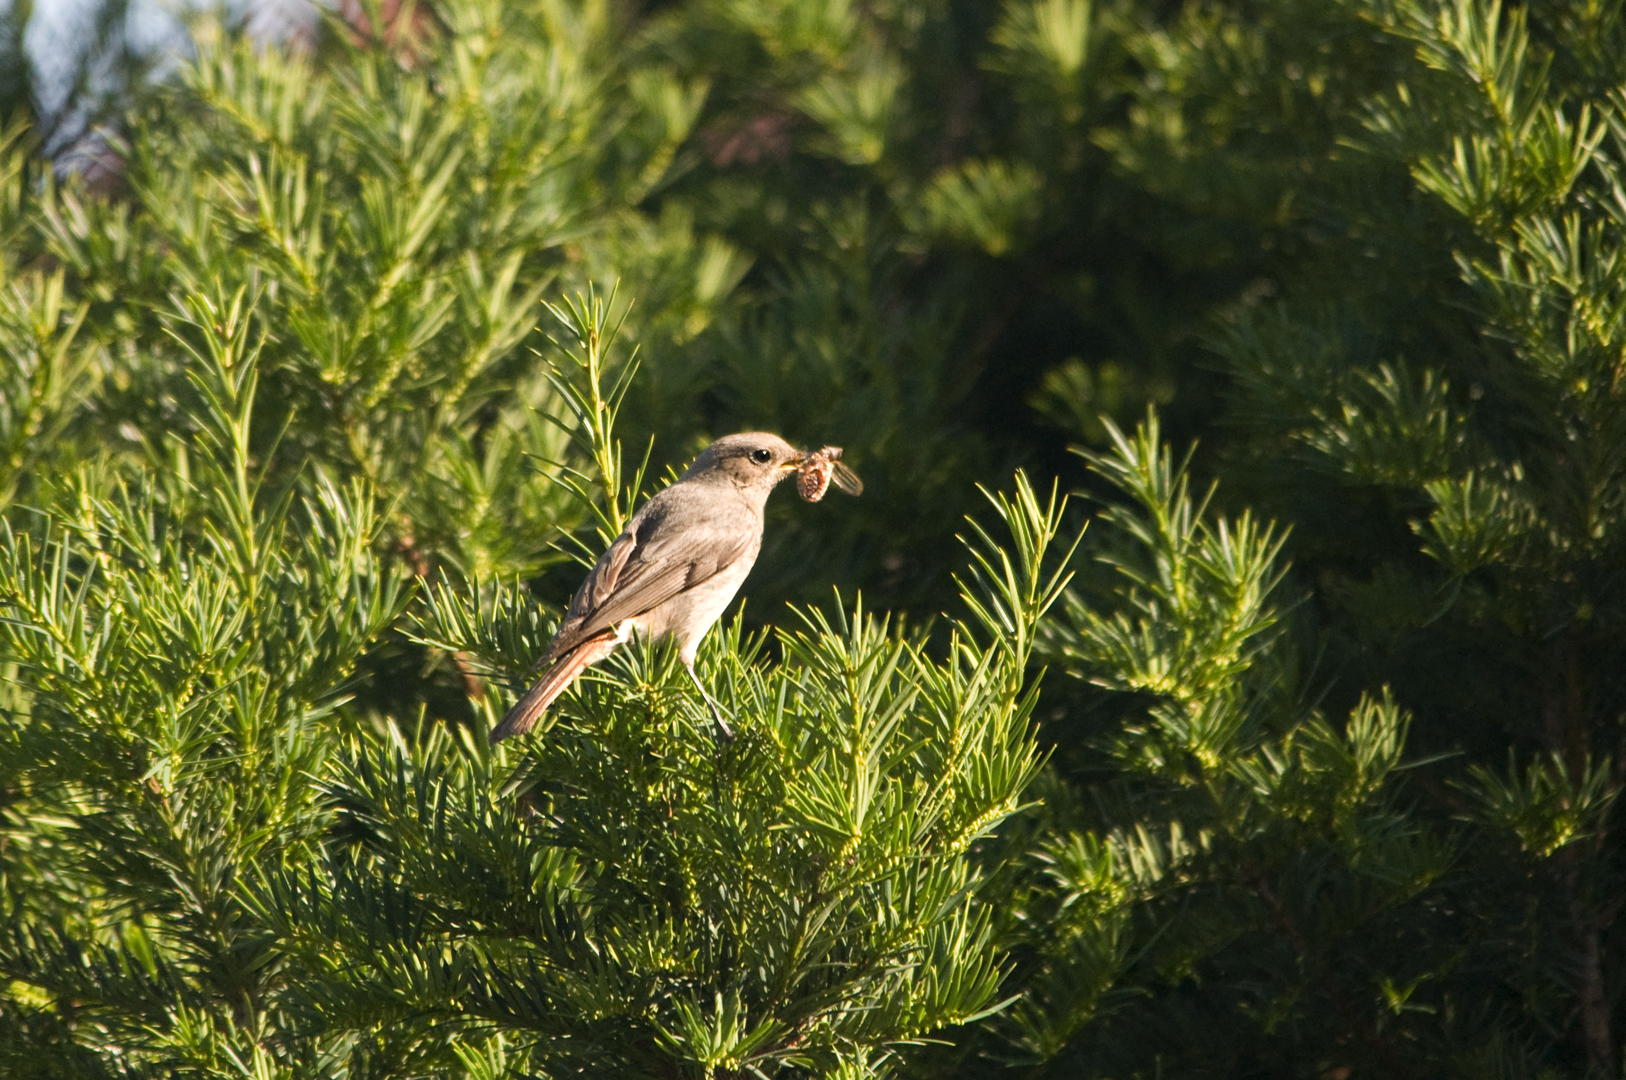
750, 449, 773, 464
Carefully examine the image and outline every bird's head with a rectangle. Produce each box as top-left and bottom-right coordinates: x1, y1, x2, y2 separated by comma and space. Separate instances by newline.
683, 432, 802, 492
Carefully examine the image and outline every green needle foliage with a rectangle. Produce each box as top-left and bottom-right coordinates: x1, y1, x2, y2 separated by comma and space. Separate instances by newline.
0, 275, 1066, 1075
0, 287, 410, 1075
267, 477, 1060, 1076
7, 0, 1626, 1076
953, 419, 1453, 1077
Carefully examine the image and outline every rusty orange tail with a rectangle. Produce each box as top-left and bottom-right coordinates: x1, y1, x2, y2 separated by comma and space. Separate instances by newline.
490, 631, 618, 743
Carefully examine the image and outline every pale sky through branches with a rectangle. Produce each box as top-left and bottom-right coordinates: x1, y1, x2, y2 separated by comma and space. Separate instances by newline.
8, 0, 316, 148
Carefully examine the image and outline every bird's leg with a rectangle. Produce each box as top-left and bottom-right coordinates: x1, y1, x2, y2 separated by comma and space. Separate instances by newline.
683, 659, 735, 742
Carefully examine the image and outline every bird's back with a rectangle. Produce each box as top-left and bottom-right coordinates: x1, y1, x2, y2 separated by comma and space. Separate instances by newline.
539, 477, 762, 666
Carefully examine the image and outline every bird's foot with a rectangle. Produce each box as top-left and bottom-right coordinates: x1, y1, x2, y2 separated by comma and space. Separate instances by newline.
707, 699, 736, 744
684, 661, 735, 743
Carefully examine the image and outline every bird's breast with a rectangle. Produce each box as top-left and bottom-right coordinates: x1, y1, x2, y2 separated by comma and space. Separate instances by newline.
622, 555, 757, 663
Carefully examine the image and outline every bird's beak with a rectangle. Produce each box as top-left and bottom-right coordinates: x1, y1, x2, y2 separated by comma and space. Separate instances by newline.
780, 451, 805, 472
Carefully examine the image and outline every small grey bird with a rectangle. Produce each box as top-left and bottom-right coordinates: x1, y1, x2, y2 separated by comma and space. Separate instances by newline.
490, 432, 803, 743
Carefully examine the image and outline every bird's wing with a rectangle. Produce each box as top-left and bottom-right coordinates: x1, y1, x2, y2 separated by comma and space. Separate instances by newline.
540, 490, 756, 661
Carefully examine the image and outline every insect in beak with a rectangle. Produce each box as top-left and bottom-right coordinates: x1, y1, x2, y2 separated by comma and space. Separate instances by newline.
795, 446, 863, 501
